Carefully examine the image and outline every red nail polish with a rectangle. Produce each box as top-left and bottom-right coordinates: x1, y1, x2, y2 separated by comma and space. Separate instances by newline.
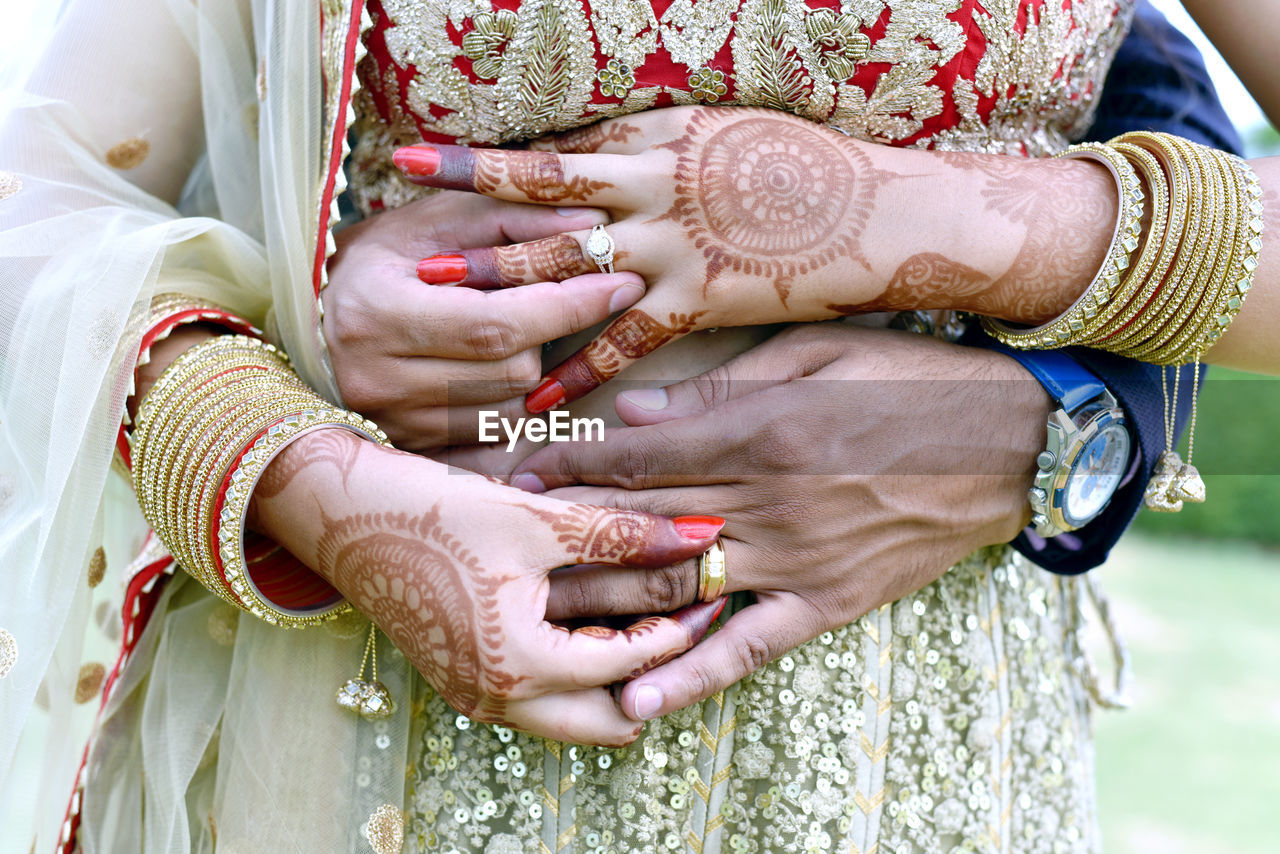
417, 254, 468, 284
393, 146, 442, 176
673, 598, 726, 645
672, 515, 725, 540
526, 378, 566, 414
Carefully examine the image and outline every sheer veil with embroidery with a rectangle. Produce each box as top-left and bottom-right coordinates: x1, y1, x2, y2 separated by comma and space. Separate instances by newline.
0, 1, 409, 850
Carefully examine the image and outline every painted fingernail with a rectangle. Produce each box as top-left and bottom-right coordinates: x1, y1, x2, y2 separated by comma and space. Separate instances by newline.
608, 283, 645, 313
393, 146, 442, 176
510, 472, 546, 493
633, 684, 664, 720
417, 254, 468, 284
673, 598, 727, 644
619, 387, 668, 411
672, 515, 725, 540
526, 378, 566, 414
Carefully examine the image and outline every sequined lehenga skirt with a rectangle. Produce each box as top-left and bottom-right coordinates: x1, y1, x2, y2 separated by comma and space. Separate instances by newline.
404, 546, 1101, 854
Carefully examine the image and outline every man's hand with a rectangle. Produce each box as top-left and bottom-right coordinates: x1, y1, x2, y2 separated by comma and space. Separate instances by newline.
511, 323, 1050, 721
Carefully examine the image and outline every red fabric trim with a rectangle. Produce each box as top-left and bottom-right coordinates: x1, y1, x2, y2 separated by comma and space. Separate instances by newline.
60, 543, 176, 854
313, 0, 368, 297
118, 309, 258, 472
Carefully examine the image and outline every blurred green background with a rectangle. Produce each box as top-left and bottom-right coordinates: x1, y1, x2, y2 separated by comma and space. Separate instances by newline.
1095, 534, 1280, 854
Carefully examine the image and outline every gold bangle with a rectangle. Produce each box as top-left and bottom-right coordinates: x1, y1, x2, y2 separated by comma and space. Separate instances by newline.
133, 335, 389, 626
983, 142, 1145, 349
217, 410, 388, 626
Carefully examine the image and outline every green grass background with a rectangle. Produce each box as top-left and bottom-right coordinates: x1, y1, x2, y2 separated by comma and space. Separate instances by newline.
1095, 535, 1280, 854
1095, 367, 1280, 851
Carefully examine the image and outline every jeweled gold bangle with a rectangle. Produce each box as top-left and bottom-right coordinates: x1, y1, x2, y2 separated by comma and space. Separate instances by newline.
1115, 135, 1220, 359
134, 335, 389, 627
978, 133, 1264, 515
217, 410, 388, 626
983, 142, 1145, 348
1081, 142, 1170, 342
119, 294, 260, 475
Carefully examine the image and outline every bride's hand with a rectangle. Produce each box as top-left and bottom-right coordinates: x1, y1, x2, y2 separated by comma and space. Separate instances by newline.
393, 107, 928, 411
249, 428, 724, 746
323, 191, 646, 449
394, 107, 1114, 411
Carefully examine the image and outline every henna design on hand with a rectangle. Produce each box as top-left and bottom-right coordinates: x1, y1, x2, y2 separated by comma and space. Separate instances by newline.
828, 252, 993, 314
490, 234, 591, 286
315, 503, 526, 720
474, 149, 613, 203
934, 151, 1116, 322
546, 309, 706, 401
546, 121, 642, 153
654, 109, 889, 306
527, 502, 704, 569
424, 235, 592, 289
255, 428, 362, 499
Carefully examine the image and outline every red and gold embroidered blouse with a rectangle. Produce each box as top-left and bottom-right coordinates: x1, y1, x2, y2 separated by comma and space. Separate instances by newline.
348, 0, 1134, 212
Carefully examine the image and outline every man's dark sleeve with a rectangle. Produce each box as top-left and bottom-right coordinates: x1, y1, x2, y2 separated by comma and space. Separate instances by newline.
1009, 0, 1243, 575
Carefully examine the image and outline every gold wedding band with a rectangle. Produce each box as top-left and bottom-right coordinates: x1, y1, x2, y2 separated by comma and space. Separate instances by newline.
698, 539, 727, 601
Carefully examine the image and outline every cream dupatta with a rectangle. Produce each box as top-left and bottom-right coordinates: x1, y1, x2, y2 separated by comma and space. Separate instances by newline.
0, 1, 413, 850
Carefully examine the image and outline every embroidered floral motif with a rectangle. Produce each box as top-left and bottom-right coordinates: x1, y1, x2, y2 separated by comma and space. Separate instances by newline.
365, 803, 405, 854
687, 67, 728, 102
597, 58, 636, 99
805, 7, 870, 81
460, 9, 516, 80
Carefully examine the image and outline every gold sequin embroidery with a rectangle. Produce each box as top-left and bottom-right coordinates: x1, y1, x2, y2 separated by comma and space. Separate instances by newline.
87, 547, 106, 588
74, 662, 106, 704
105, 138, 150, 170
365, 803, 405, 854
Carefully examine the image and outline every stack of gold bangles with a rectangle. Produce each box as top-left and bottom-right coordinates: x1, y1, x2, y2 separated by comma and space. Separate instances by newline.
132, 334, 388, 626
984, 132, 1264, 512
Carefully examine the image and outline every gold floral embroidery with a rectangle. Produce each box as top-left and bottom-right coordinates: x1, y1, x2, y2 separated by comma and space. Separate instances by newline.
806, 7, 870, 81
460, 9, 516, 80
87, 547, 106, 588
687, 67, 728, 102
366, 804, 405, 854
658, 0, 739, 70
105, 138, 149, 170
590, 0, 659, 72
597, 58, 636, 99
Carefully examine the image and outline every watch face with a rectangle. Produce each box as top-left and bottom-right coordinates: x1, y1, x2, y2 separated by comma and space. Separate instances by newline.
1062, 421, 1131, 527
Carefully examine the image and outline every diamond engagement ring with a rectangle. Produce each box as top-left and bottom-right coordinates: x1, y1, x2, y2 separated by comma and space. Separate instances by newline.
585, 224, 615, 274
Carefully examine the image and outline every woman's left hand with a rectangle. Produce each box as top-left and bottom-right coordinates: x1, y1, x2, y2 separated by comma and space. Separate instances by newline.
394, 107, 970, 411
505, 323, 1049, 721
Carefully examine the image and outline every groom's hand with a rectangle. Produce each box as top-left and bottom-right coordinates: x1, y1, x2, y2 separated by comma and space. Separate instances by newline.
514, 323, 1051, 721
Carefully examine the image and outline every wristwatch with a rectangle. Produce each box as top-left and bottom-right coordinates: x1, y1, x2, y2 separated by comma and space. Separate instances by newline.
996, 347, 1132, 537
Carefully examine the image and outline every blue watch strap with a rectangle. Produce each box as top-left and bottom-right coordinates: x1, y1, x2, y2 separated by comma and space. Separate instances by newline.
990, 345, 1107, 414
